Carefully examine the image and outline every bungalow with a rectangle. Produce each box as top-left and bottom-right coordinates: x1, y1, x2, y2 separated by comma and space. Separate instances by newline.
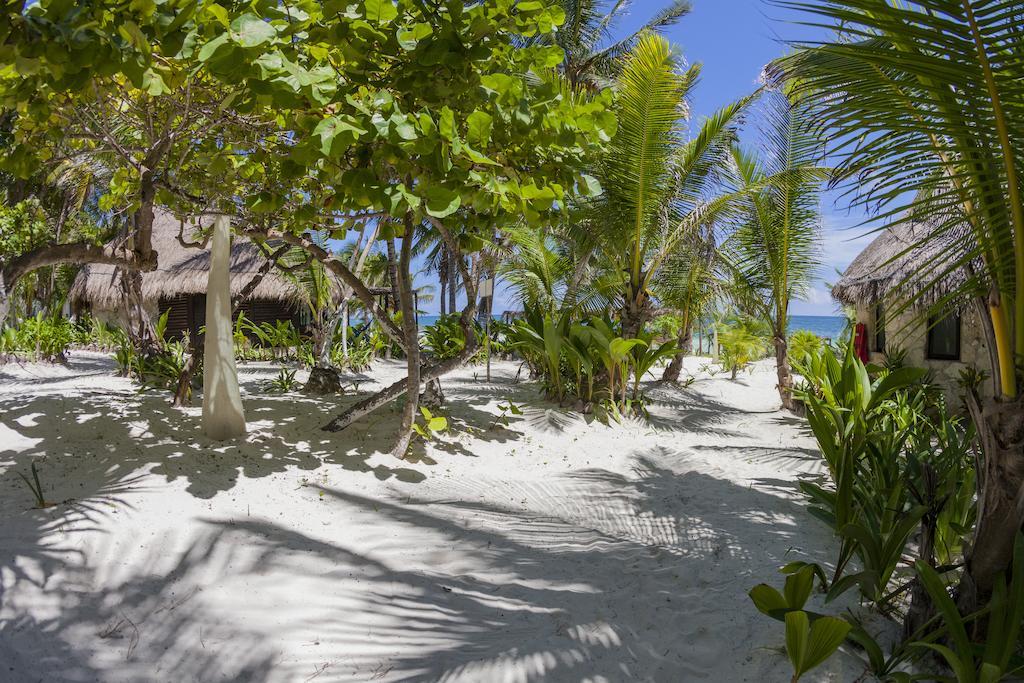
69, 209, 351, 341
832, 216, 995, 403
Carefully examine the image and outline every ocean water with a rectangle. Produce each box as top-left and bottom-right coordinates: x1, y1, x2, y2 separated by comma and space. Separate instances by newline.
787, 315, 848, 342
417, 313, 848, 342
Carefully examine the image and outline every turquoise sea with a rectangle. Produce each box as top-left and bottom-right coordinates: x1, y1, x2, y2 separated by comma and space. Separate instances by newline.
787, 315, 848, 342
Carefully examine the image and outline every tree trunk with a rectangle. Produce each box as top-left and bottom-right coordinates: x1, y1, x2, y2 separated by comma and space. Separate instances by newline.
774, 334, 795, 411
0, 273, 10, 330
620, 294, 650, 341
323, 220, 481, 435
957, 392, 1024, 618
448, 258, 457, 314
662, 322, 693, 382
340, 300, 349, 359
172, 335, 199, 408
201, 216, 246, 440
390, 224, 421, 458
439, 249, 448, 316
904, 464, 938, 640
385, 238, 401, 315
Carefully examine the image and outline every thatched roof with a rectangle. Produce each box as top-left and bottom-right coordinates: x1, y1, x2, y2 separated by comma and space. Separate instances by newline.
831, 216, 976, 309
70, 209, 342, 310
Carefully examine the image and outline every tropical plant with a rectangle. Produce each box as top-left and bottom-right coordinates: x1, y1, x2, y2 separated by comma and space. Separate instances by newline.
411, 406, 448, 442
907, 538, 1024, 683
629, 332, 678, 399
775, 0, 1024, 605
0, 312, 75, 362
749, 566, 853, 682
491, 401, 524, 430
595, 32, 752, 339
717, 320, 768, 380
788, 329, 825, 374
17, 461, 49, 509
421, 314, 483, 363
724, 90, 827, 410
656, 221, 722, 381
537, 0, 691, 91
265, 368, 299, 394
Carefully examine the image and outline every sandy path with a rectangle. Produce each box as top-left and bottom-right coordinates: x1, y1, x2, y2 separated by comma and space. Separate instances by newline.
0, 352, 872, 682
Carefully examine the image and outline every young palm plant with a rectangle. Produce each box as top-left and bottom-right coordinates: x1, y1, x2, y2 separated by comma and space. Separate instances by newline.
655, 222, 721, 381
723, 91, 827, 410
596, 32, 753, 340
774, 0, 1024, 606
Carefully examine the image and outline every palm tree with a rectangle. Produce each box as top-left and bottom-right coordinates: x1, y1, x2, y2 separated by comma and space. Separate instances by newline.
596, 32, 751, 339
775, 0, 1024, 606
543, 0, 692, 91
497, 223, 620, 317
656, 221, 721, 381
723, 91, 826, 410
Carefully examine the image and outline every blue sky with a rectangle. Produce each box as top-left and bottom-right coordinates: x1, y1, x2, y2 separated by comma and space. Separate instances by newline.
414, 0, 878, 317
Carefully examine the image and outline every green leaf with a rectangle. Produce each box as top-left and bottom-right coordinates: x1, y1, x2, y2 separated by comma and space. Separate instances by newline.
364, 0, 398, 25
230, 14, 276, 47
423, 185, 461, 218
397, 22, 432, 50
785, 611, 810, 678
466, 111, 493, 146
803, 616, 852, 673
749, 584, 787, 617
314, 116, 367, 157
784, 566, 814, 610
579, 174, 602, 197
204, 3, 229, 27
427, 416, 447, 432
197, 33, 230, 62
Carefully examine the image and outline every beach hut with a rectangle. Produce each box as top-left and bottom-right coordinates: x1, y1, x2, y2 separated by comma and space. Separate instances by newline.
69, 209, 339, 341
832, 216, 995, 401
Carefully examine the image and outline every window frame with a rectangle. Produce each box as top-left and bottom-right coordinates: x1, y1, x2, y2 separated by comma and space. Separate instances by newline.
873, 302, 886, 353
926, 313, 961, 361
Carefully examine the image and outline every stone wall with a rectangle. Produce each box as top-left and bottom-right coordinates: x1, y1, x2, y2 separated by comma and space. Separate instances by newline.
853, 302, 994, 406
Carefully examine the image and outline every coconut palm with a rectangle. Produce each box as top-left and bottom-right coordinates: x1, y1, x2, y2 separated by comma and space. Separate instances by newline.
595, 32, 752, 339
774, 0, 1024, 605
655, 221, 721, 381
723, 91, 827, 410
542, 0, 692, 91
497, 223, 621, 317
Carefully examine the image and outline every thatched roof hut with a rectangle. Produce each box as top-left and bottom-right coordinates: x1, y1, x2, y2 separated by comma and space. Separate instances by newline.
69, 208, 335, 311
832, 216, 976, 309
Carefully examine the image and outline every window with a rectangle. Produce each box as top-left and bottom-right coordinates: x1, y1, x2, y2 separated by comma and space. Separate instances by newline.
927, 313, 961, 361
873, 302, 886, 353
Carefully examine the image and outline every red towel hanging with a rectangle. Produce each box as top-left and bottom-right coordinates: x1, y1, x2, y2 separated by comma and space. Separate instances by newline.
853, 322, 870, 363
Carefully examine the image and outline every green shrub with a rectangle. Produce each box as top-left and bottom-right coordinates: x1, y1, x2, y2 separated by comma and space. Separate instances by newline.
0, 312, 75, 362
788, 329, 824, 373
718, 321, 768, 379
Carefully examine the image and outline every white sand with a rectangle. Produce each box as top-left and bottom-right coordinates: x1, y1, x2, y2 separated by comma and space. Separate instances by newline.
0, 352, 879, 682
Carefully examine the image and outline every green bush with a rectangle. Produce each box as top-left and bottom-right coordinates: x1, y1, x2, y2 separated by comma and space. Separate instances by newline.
509, 304, 674, 418
0, 312, 75, 362
750, 345, 984, 680
788, 329, 825, 373
718, 321, 768, 379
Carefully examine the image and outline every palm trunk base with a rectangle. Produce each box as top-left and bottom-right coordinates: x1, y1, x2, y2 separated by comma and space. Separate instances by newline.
662, 329, 692, 382
957, 392, 1024, 619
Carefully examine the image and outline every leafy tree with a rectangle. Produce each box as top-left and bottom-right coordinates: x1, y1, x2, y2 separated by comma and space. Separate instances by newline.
774, 0, 1024, 606
3, 0, 614, 453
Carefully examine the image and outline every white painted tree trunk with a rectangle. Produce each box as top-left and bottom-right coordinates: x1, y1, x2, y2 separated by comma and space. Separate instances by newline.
202, 216, 246, 440
341, 300, 349, 358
